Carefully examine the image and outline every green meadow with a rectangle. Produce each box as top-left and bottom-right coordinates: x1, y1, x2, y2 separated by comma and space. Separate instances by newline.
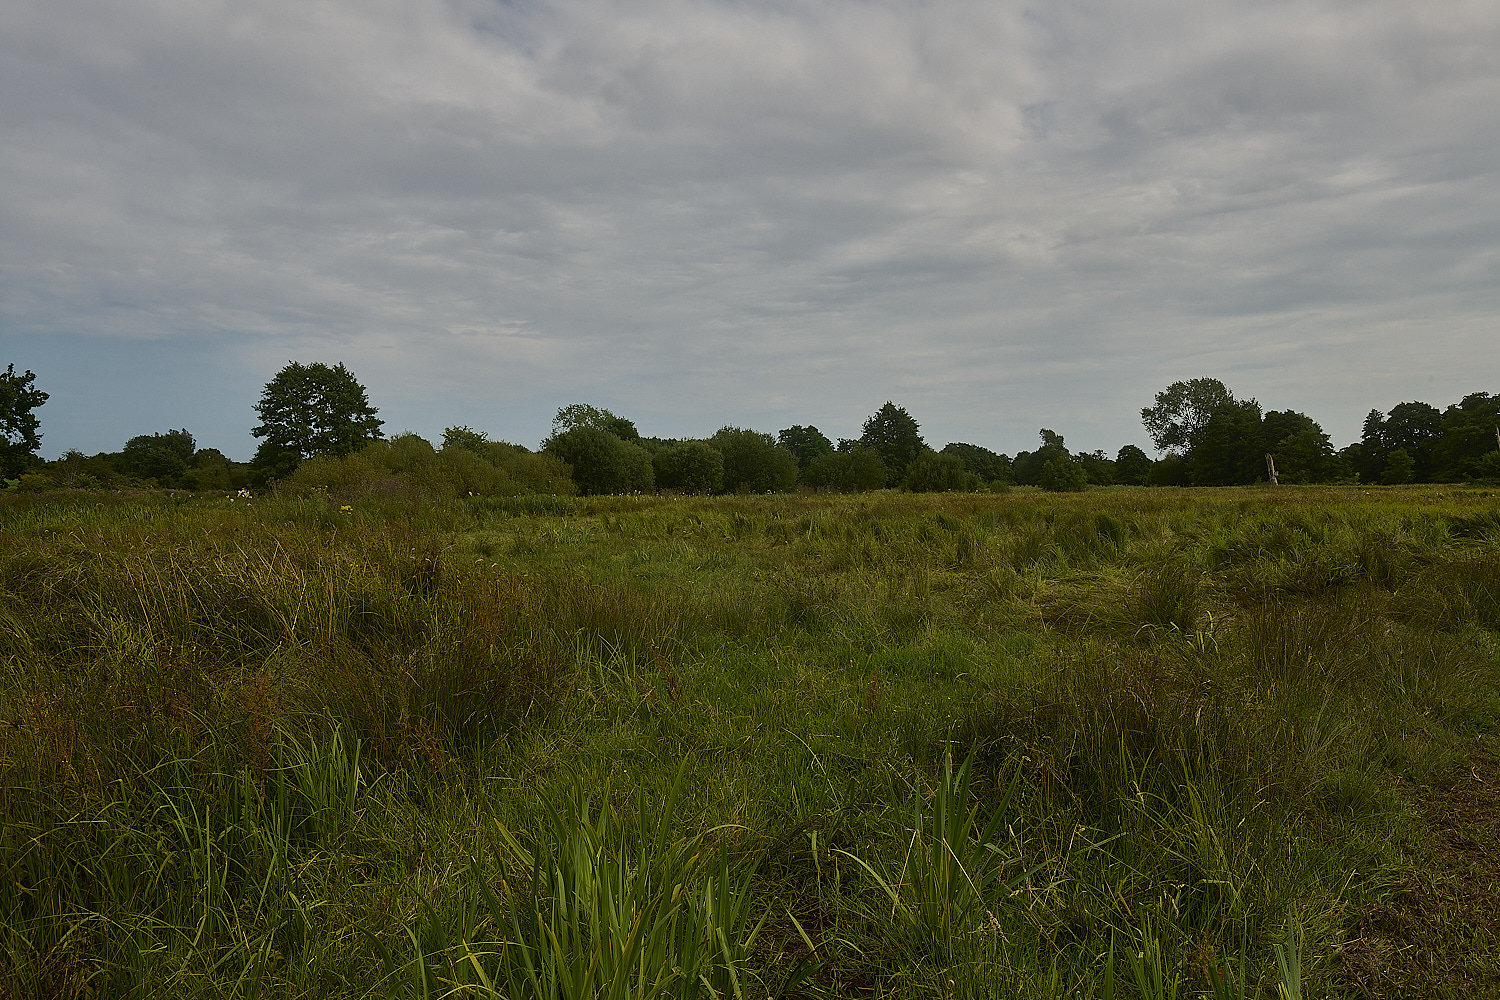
3, 486, 1499, 998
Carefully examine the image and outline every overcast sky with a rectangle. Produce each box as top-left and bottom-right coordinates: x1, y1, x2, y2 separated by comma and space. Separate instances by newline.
3, 0, 1498, 461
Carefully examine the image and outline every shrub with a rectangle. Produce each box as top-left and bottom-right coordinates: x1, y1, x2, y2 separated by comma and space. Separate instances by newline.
1038, 455, 1088, 492
653, 441, 724, 494
709, 427, 797, 493
904, 449, 973, 492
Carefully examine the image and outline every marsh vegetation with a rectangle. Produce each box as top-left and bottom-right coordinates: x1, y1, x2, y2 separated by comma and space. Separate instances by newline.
2, 486, 1498, 997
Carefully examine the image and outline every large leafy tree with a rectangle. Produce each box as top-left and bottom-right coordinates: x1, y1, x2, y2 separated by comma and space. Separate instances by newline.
546, 426, 654, 495
1141, 378, 1236, 454
941, 442, 1011, 484
859, 403, 925, 481
1011, 429, 1069, 486
1188, 399, 1266, 485
777, 425, 834, 470
543, 404, 653, 494
1, 364, 48, 478
904, 449, 971, 492
551, 403, 640, 442
252, 362, 383, 467
1359, 401, 1442, 483
1115, 445, 1153, 485
1433, 392, 1500, 481
1262, 410, 1341, 483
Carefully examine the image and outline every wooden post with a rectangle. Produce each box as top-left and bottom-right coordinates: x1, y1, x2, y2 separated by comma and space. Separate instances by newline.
1266, 453, 1279, 486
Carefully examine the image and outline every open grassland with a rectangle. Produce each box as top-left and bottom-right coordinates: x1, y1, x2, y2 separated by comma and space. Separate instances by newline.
2, 486, 1499, 998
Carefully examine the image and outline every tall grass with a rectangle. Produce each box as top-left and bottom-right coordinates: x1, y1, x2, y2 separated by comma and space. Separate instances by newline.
2, 486, 1497, 995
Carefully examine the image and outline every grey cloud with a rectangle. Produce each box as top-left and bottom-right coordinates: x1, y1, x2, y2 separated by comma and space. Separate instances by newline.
2, 0, 1497, 459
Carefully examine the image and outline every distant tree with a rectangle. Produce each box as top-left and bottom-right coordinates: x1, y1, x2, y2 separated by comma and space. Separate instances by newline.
654, 441, 724, 494
777, 425, 834, 471
1433, 392, 1500, 481
1076, 450, 1116, 486
0, 364, 48, 478
941, 442, 1011, 484
1115, 445, 1153, 485
1141, 378, 1236, 454
1381, 448, 1415, 485
802, 448, 887, 492
252, 362, 383, 479
546, 426, 653, 495
49, 449, 117, 489
1012, 429, 1069, 486
859, 403, 925, 482
551, 403, 640, 442
1262, 410, 1338, 483
710, 427, 797, 493
904, 449, 972, 492
1188, 399, 1266, 485
1358, 401, 1443, 483
1038, 455, 1088, 492
180, 448, 243, 492
442, 425, 492, 453
1147, 453, 1192, 486
119, 429, 197, 484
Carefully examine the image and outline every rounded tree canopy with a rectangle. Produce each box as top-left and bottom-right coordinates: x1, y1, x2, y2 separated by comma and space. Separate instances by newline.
252, 362, 384, 460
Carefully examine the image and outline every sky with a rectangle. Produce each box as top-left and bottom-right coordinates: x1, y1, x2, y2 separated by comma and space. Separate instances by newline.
3, 0, 1498, 462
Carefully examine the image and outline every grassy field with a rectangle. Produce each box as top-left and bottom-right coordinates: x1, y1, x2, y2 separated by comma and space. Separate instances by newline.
2, 485, 1499, 998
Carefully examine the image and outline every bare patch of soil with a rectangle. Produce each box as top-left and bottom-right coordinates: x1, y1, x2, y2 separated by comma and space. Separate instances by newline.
1339, 750, 1500, 998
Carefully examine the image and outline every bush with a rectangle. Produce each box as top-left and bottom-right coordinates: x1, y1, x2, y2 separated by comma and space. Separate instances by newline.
709, 427, 797, 493
904, 450, 973, 492
1038, 455, 1088, 492
653, 441, 724, 494
546, 427, 654, 495
801, 448, 888, 492
291, 434, 576, 498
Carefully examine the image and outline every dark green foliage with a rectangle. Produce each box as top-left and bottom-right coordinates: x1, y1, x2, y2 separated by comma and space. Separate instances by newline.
1076, 449, 1116, 486
0, 364, 48, 478
251, 362, 383, 478
1263, 410, 1342, 483
294, 432, 575, 498
1115, 444, 1153, 485
545, 426, 654, 495
250, 441, 302, 486
1189, 399, 1267, 485
941, 442, 1012, 484
1433, 392, 1500, 481
180, 449, 245, 492
47, 449, 118, 489
119, 429, 197, 484
1148, 453, 1192, 485
859, 402, 925, 482
801, 447, 888, 491
653, 440, 724, 494
551, 403, 640, 442
709, 426, 797, 493
1012, 429, 1070, 486
1038, 454, 1088, 491
1141, 377, 1236, 454
903, 449, 972, 492
777, 425, 834, 470
441, 425, 491, 453
1360, 401, 1443, 483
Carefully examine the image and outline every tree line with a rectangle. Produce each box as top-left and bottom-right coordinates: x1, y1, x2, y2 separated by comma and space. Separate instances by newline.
2, 362, 1497, 494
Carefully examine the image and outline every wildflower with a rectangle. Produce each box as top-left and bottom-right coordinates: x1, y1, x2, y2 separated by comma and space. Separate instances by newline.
340, 504, 353, 513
